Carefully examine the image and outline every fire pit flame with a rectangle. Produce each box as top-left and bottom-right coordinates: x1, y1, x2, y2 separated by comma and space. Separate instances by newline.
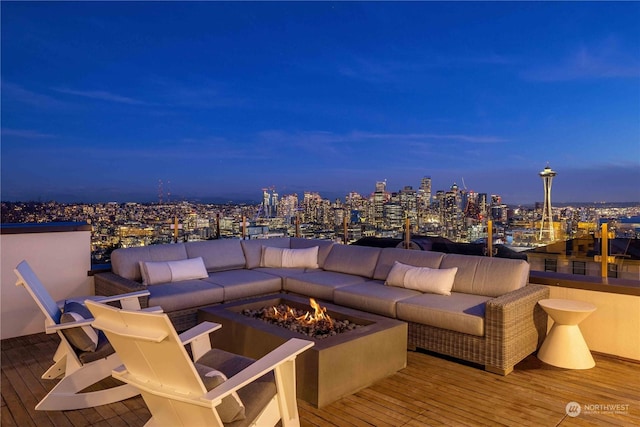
272, 298, 333, 327
243, 297, 360, 339
309, 298, 333, 327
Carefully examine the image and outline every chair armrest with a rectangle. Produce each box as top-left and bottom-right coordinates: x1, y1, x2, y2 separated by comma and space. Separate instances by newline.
203, 338, 314, 403
486, 283, 549, 327
49, 300, 158, 335
94, 272, 149, 308
46, 318, 94, 334
141, 306, 163, 313
484, 284, 550, 371
92, 290, 150, 310
179, 321, 222, 360
57, 290, 151, 311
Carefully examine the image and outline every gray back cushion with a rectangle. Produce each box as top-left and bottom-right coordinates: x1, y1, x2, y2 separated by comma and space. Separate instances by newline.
439, 254, 480, 295
111, 243, 188, 281
373, 248, 445, 281
290, 238, 335, 269
241, 238, 291, 269
471, 256, 530, 297
440, 254, 529, 297
323, 244, 381, 278
185, 240, 246, 272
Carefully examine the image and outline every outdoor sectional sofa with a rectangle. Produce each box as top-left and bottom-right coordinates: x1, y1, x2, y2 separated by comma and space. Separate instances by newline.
94, 237, 549, 375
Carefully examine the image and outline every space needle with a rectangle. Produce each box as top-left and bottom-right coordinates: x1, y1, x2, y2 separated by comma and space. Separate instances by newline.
538, 165, 557, 241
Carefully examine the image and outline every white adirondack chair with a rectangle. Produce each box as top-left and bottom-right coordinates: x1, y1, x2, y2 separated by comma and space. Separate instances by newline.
14, 260, 150, 410
86, 299, 314, 427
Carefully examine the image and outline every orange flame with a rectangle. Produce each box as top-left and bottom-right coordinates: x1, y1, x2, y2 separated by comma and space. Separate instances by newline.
269, 298, 333, 328
308, 298, 333, 327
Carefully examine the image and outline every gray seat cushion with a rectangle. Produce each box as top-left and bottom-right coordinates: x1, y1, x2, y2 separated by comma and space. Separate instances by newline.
284, 271, 367, 301
78, 333, 115, 364
147, 280, 224, 312
253, 267, 312, 279
204, 270, 283, 301
334, 280, 421, 318
396, 292, 491, 336
196, 349, 276, 427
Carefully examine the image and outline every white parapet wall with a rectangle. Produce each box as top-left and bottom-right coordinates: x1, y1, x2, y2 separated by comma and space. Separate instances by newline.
1, 223, 93, 339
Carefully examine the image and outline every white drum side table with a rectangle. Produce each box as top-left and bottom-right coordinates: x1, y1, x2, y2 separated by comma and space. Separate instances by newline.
537, 299, 597, 369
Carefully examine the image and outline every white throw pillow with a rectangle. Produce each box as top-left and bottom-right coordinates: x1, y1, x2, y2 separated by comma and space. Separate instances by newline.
385, 261, 457, 296
139, 260, 172, 285
261, 246, 319, 269
139, 257, 208, 285
404, 266, 458, 295
168, 257, 209, 282
283, 246, 319, 268
261, 246, 284, 268
384, 261, 414, 287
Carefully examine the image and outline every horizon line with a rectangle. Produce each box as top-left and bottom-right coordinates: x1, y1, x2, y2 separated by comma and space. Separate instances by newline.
2, 199, 639, 207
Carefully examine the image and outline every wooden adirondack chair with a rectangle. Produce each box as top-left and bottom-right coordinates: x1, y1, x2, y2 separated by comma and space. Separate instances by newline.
14, 260, 150, 410
86, 299, 314, 427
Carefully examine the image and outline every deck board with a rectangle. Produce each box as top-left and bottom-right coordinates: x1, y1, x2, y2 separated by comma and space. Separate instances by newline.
2, 332, 638, 426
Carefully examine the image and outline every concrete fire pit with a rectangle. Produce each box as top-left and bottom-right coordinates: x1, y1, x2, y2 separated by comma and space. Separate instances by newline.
198, 293, 407, 407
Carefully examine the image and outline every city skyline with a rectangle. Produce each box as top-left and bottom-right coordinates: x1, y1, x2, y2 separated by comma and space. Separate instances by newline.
2, 2, 639, 204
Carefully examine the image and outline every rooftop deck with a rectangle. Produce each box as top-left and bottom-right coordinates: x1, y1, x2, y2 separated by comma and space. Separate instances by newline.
2, 332, 638, 427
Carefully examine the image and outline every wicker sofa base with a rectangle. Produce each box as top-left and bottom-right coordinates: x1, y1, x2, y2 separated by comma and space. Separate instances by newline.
408, 283, 550, 374
408, 323, 542, 375
408, 323, 486, 364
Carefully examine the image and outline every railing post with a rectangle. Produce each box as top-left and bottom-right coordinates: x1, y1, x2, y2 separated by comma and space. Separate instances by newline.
488, 220, 493, 257
601, 223, 608, 279
343, 215, 348, 244
242, 215, 246, 240
404, 217, 411, 249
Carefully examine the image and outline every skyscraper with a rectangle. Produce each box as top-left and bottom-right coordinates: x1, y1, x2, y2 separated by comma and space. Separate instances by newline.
442, 189, 461, 240
373, 180, 387, 227
419, 176, 432, 207
399, 186, 417, 220
262, 187, 278, 218
539, 165, 557, 241
478, 193, 488, 220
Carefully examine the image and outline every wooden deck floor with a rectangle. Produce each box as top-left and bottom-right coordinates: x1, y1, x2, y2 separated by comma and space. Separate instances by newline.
2, 332, 639, 427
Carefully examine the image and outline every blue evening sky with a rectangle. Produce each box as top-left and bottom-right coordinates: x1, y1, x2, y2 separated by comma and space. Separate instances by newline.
2, 2, 639, 204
